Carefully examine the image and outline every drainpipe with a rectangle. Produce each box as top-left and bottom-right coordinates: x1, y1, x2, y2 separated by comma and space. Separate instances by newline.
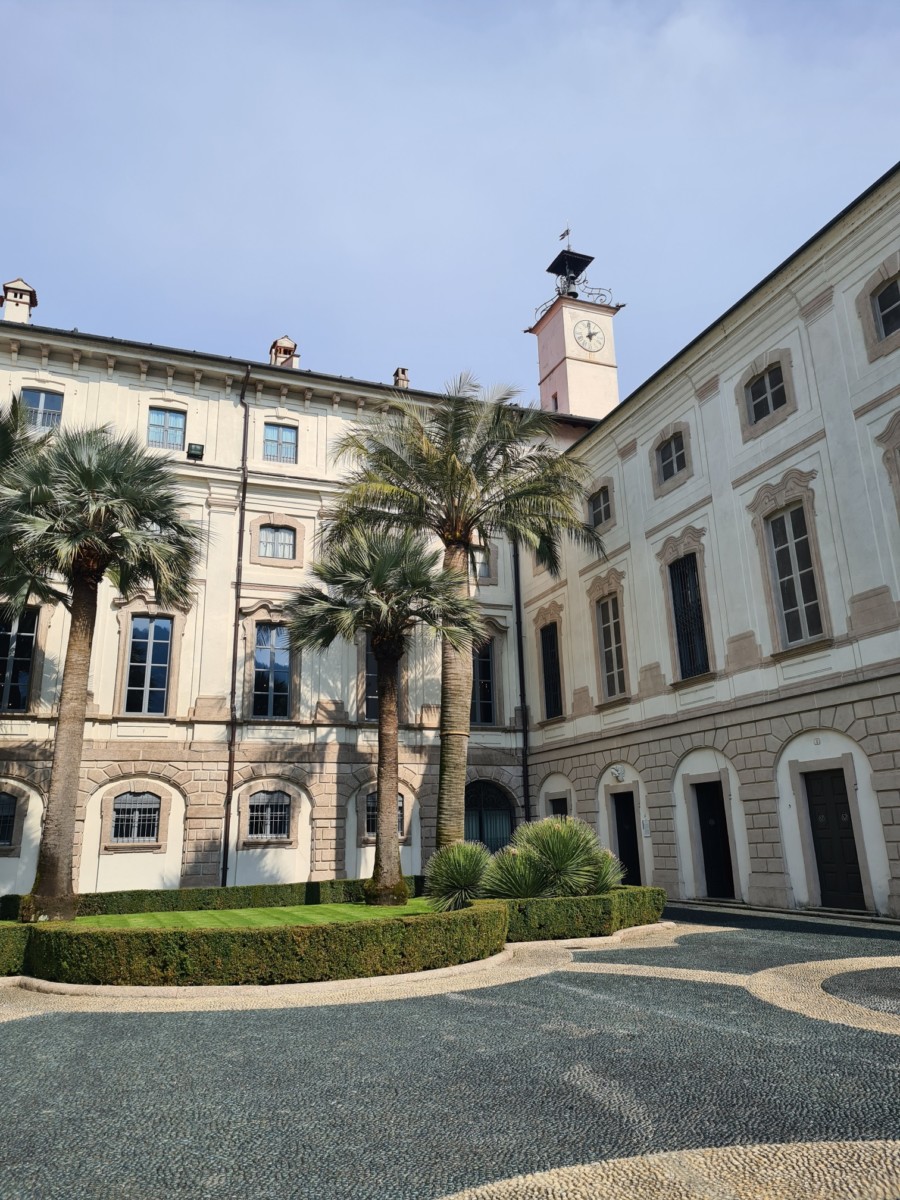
220, 365, 253, 886
511, 543, 532, 823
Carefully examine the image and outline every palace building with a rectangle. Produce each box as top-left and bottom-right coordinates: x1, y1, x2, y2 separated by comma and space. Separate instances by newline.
2, 160, 899, 916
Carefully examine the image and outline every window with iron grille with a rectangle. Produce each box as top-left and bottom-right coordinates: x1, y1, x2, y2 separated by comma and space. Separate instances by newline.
253, 624, 291, 718
259, 525, 296, 559
540, 622, 563, 719
125, 616, 172, 714
875, 279, 900, 340
247, 790, 291, 839
364, 635, 379, 721
112, 792, 161, 843
767, 504, 823, 645
470, 638, 495, 725
0, 608, 37, 712
589, 486, 611, 528
668, 553, 710, 679
263, 423, 298, 464
0, 793, 15, 846
596, 595, 626, 699
147, 407, 186, 450
365, 792, 404, 838
549, 796, 568, 817
657, 432, 686, 483
20, 388, 63, 429
746, 365, 787, 425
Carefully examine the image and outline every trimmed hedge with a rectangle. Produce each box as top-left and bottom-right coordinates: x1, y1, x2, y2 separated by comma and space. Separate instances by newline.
495, 885, 666, 943
23, 902, 509, 987
1, 875, 426, 921
0, 924, 29, 976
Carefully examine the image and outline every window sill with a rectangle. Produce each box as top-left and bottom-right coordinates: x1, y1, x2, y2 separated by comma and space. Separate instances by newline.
769, 637, 833, 663
117, 714, 172, 722
670, 671, 717, 691
595, 694, 632, 712
239, 838, 298, 850
359, 837, 412, 848
102, 843, 164, 855
537, 714, 567, 728
0, 847, 21, 858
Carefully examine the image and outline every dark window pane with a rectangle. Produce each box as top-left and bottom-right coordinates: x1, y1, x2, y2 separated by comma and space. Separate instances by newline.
669, 554, 709, 678
540, 623, 563, 719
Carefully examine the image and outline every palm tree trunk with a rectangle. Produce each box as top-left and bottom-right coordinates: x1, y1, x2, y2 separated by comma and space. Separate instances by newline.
436, 543, 472, 848
367, 652, 408, 905
28, 573, 99, 921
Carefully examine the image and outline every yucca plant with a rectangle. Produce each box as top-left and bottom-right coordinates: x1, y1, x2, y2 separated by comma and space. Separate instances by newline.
482, 847, 552, 900
425, 841, 490, 911
512, 817, 613, 897
590, 847, 626, 895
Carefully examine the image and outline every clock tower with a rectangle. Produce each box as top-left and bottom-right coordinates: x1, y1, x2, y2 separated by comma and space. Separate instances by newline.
527, 249, 622, 421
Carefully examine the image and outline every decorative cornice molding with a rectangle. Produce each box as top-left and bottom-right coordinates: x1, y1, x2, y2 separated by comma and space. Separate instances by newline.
746, 467, 817, 520
656, 524, 706, 566
533, 599, 564, 628
586, 567, 625, 602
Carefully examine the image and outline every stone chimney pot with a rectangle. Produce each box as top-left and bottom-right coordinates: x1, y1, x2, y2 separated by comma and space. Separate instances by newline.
269, 335, 299, 369
2, 278, 38, 324
393, 367, 409, 389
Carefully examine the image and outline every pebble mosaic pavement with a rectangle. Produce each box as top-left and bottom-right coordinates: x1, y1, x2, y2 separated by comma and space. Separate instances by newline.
0, 905, 898, 1199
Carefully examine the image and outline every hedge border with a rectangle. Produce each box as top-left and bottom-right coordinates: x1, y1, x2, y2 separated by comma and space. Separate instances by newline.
21, 903, 510, 986
0, 924, 29, 976
493, 885, 666, 942
0, 875, 426, 921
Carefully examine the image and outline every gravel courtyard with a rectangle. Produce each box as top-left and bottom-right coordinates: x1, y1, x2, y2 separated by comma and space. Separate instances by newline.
0, 907, 898, 1200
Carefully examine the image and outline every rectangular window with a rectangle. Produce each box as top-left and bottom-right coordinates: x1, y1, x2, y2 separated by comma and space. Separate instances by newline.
0, 608, 37, 712
263, 423, 298, 464
597, 595, 626, 699
248, 791, 291, 839
147, 407, 186, 450
125, 616, 172, 714
0, 794, 16, 846
477, 554, 492, 580
747, 366, 787, 425
470, 638, 495, 725
112, 792, 161, 843
365, 792, 404, 838
669, 554, 710, 679
364, 635, 379, 721
259, 526, 296, 559
590, 487, 611, 528
876, 279, 900, 339
549, 796, 568, 817
658, 432, 686, 483
768, 505, 823, 645
20, 388, 63, 429
252, 624, 291, 718
540, 622, 563, 719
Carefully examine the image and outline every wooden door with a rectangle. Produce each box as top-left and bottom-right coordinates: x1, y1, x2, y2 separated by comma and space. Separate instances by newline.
695, 781, 735, 899
613, 791, 642, 885
804, 769, 865, 910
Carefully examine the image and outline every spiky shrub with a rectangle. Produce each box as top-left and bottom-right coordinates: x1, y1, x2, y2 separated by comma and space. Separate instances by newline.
512, 818, 615, 897
590, 848, 626, 895
425, 842, 490, 912
481, 848, 552, 900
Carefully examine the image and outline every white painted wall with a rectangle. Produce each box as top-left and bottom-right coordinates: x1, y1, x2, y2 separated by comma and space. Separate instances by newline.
0, 788, 43, 896
78, 785, 186, 893
345, 797, 421, 879
672, 748, 751, 902
225, 788, 312, 887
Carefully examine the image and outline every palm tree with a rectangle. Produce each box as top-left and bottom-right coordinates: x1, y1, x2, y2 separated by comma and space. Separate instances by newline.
285, 527, 484, 905
0, 427, 203, 919
326, 375, 603, 847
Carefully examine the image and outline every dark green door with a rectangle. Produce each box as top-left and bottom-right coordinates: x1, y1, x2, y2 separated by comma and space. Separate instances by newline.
613, 791, 641, 885
804, 769, 865, 910
695, 781, 735, 899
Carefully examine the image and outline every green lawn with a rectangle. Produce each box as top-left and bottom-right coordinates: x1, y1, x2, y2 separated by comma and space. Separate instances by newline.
75, 898, 433, 930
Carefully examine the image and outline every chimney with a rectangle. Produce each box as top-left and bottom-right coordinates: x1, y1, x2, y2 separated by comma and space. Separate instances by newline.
393, 366, 409, 390
2, 278, 38, 324
269, 335, 299, 369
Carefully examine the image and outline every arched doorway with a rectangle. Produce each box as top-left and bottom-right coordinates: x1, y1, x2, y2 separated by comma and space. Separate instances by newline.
465, 781, 514, 852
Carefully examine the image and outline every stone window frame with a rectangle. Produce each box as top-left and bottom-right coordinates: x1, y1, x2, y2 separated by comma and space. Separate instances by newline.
98, 779, 174, 856
470, 617, 509, 728
734, 348, 798, 443
586, 568, 631, 707
544, 793, 570, 818
354, 778, 415, 848
0, 781, 35, 859
0, 604, 46, 715
112, 593, 187, 719
142, 395, 189, 454
680, 769, 742, 901
533, 600, 566, 723
146, 405, 187, 452
587, 475, 616, 535
656, 525, 717, 685
240, 602, 302, 721
856, 250, 900, 363
649, 420, 694, 501
355, 632, 409, 725
746, 468, 832, 658
17, 378, 67, 431
875, 410, 900, 524
473, 540, 499, 588
234, 778, 306, 850
248, 512, 306, 569
787, 753, 876, 912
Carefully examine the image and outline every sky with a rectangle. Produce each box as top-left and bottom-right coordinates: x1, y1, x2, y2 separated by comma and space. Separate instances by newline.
4, 0, 900, 401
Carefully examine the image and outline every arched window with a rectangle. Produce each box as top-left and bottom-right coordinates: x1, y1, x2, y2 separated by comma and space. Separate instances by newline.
248, 791, 291, 840
464, 782, 514, 853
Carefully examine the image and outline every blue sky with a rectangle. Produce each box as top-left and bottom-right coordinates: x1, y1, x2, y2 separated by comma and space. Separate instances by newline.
4, 0, 899, 400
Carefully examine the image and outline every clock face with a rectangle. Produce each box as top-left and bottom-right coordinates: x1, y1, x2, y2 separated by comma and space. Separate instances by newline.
573, 319, 605, 353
